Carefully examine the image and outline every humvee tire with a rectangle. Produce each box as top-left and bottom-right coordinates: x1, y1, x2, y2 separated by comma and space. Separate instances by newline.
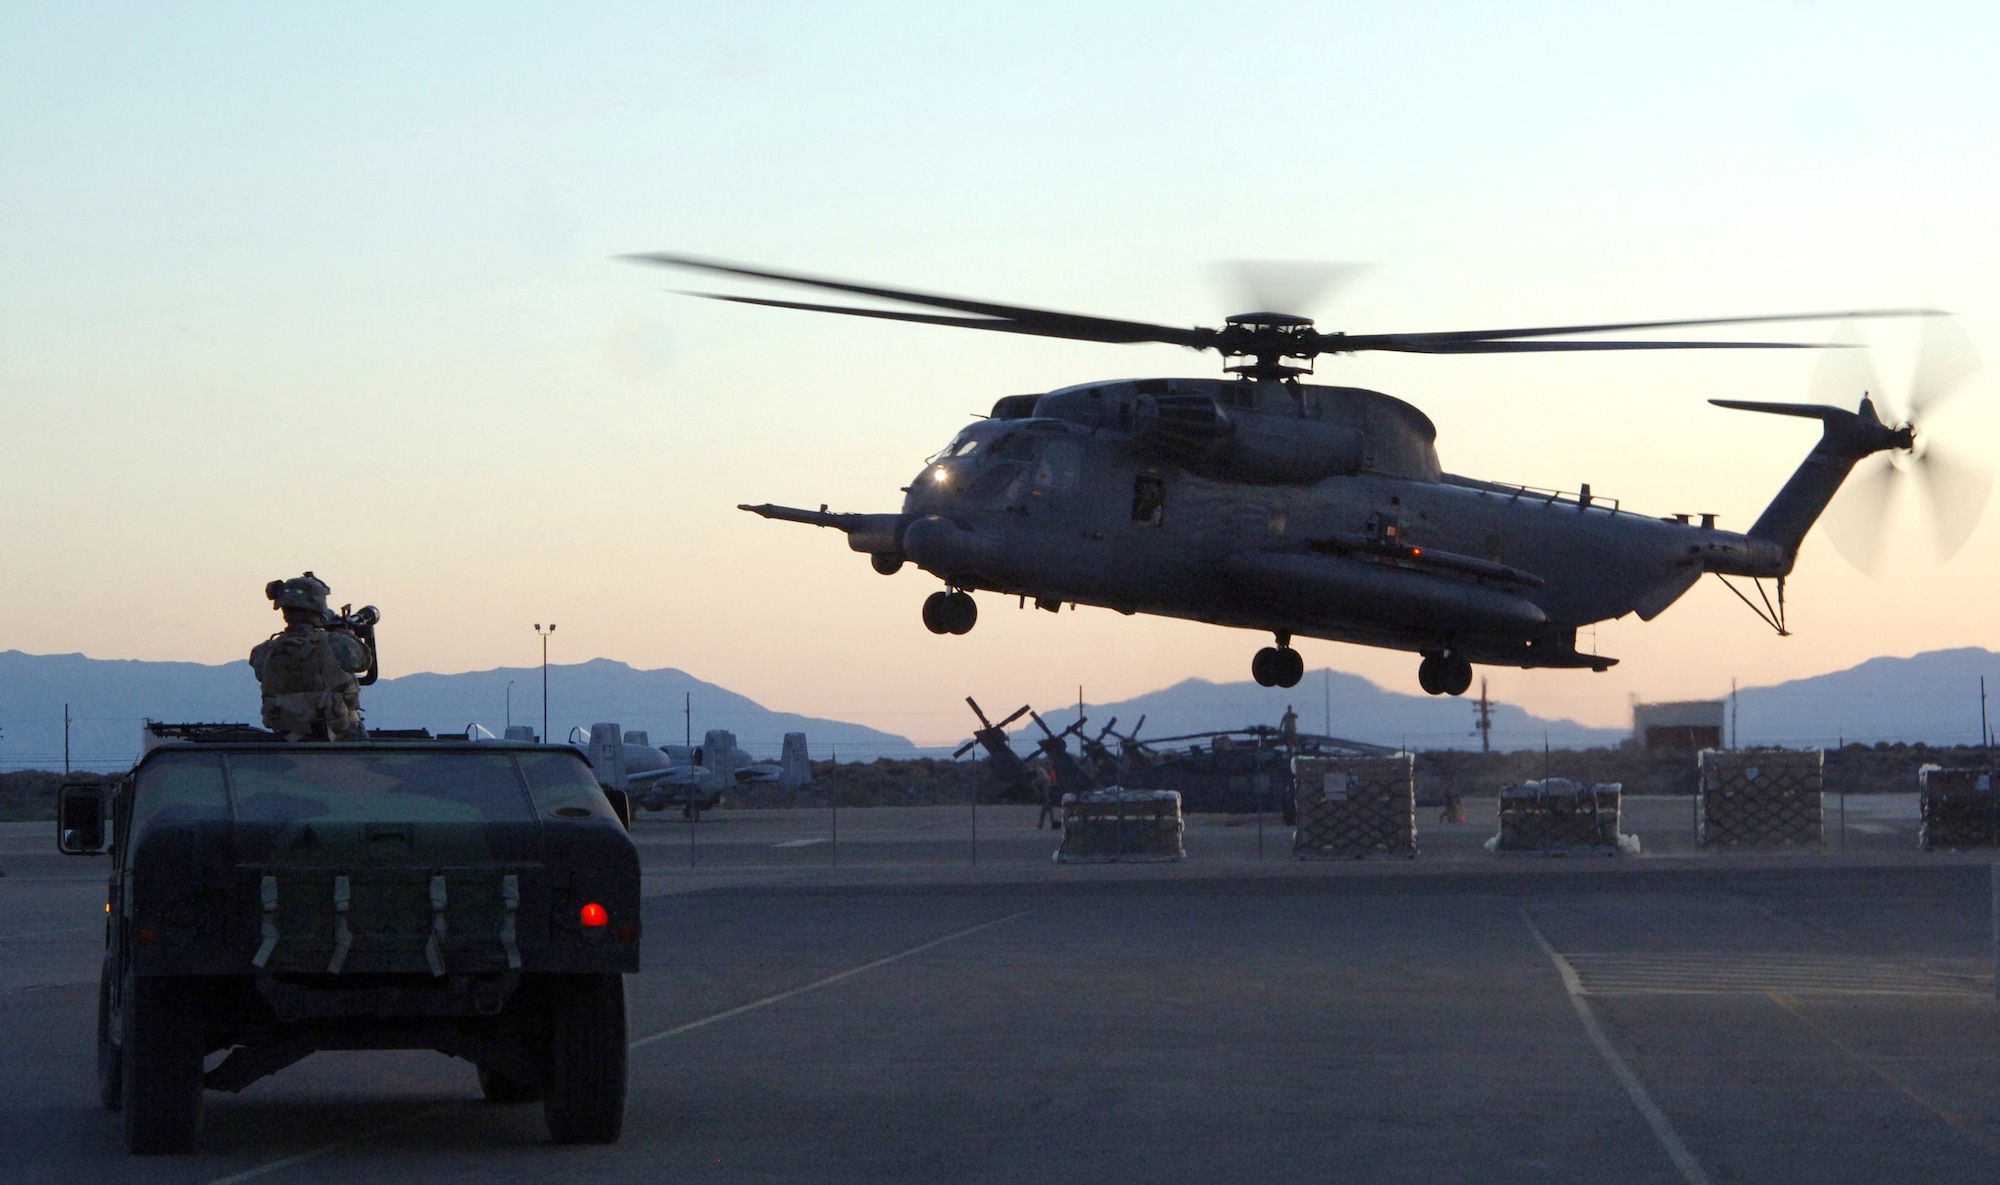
542, 974, 627, 1144
478, 1065, 544, 1104
96, 965, 123, 1110
121, 974, 204, 1154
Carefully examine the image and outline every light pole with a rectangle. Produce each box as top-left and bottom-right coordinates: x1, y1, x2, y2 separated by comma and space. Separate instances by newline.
534, 624, 556, 742
506, 680, 516, 731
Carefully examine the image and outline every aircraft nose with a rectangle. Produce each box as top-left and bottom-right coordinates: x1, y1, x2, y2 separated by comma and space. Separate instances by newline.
902, 515, 1003, 574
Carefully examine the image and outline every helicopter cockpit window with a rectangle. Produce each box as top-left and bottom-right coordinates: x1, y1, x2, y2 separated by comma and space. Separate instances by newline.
929, 434, 983, 463
1132, 475, 1165, 525
1033, 439, 1081, 492
987, 433, 1043, 462
968, 463, 1025, 501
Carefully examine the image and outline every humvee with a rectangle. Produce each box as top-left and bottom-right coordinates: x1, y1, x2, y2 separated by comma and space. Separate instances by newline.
57, 725, 642, 1154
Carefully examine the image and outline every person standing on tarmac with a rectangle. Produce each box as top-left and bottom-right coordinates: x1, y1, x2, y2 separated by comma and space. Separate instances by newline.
1031, 760, 1061, 830
249, 572, 376, 741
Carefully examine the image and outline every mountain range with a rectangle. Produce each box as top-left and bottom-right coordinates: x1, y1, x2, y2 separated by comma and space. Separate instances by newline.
2, 646, 1996, 771
0, 651, 916, 771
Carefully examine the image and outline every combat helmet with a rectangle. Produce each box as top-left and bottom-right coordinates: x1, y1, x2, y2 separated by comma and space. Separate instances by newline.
266, 572, 332, 618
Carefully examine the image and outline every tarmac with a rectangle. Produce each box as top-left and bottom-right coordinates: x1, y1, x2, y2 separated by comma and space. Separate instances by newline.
2, 798, 1998, 1183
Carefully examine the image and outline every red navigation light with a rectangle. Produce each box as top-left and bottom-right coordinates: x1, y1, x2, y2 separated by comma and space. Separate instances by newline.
580, 903, 609, 928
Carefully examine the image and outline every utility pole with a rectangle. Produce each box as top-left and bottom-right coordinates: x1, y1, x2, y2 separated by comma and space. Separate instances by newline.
1473, 678, 1492, 754
684, 691, 692, 748
1731, 677, 1739, 750
63, 703, 71, 775
534, 623, 556, 743
1983, 676, 1991, 752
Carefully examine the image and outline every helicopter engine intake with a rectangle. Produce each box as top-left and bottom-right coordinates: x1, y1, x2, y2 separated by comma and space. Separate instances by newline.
1130, 393, 1365, 484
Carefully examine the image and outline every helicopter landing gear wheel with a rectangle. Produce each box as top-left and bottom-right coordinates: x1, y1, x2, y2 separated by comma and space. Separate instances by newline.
923, 590, 977, 635
922, 591, 952, 634
1418, 654, 1474, 696
1252, 646, 1303, 689
945, 590, 977, 635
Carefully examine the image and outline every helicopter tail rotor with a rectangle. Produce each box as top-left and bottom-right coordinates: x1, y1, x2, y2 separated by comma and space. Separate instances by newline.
1814, 318, 1990, 573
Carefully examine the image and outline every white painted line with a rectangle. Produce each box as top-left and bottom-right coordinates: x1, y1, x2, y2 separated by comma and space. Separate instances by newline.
772, 838, 829, 849
202, 1103, 454, 1185
0, 924, 98, 942
201, 908, 1032, 1183
1519, 906, 1713, 1185
630, 908, 1032, 1049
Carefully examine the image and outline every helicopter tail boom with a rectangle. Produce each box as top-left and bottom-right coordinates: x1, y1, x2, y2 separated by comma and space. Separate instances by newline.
1710, 399, 1908, 567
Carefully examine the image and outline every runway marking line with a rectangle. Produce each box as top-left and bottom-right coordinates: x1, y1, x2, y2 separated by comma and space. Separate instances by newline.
1563, 951, 1987, 997
629, 908, 1031, 1049
1519, 905, 1714, 1185
200, 908, 1032, 1185
203, 1105, 455, 1185
1765, 991, 1999, 1156
0, 924, 100, 942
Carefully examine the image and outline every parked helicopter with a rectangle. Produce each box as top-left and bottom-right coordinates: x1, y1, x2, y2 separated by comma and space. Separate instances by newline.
625, 254, 1986, 696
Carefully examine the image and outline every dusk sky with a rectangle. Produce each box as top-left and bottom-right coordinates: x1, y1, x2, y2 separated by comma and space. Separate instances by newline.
5, 2, 1998, 745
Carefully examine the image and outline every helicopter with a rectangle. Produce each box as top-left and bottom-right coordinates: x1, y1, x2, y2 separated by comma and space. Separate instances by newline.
625, 254, 1987, 696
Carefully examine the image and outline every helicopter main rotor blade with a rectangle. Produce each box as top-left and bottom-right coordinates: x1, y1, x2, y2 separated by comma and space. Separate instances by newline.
1329, 308, 1939, 354
679, 292, 1185, 345
1806, 321, 1886, 417
629, 253, 1942, 362
627, 253, 1213, 349
1334, 338, 1828, 355
1213, 260, 1371, 318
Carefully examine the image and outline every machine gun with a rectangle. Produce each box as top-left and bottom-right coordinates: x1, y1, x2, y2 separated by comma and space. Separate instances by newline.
328, 603, 381, 685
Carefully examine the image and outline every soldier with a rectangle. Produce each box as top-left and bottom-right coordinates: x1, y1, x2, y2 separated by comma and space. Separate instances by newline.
249, 572, 375, 741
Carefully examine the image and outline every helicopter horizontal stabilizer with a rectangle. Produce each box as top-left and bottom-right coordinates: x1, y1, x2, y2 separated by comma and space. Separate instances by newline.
1708, 398, 1910, 561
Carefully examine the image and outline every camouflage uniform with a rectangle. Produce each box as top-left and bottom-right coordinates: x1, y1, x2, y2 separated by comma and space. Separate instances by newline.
249, 574, 374, 741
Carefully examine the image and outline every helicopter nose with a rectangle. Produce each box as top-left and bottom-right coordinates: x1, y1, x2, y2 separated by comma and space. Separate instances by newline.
903, 515, 1003, 574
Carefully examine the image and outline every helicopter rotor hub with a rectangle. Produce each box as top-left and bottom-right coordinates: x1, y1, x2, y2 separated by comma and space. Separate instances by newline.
1219, 312, 1323, 381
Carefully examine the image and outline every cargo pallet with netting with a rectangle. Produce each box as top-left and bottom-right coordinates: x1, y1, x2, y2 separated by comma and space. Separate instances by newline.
1490, 780, 1634, 856
1919, 766, 2000, 850
1289, 754, 1416, 860
1055, 787, 1185, 863
1696, 749, 1823, 848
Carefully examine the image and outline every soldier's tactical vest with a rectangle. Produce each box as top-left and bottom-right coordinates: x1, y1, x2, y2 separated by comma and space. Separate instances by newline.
255, 631, 363, 740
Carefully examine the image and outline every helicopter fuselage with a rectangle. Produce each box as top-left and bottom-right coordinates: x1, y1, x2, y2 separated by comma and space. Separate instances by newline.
775, 377, 1791, 678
